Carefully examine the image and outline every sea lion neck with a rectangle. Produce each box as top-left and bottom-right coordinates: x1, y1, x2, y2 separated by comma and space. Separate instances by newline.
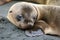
33, 5, 45, 21
32, 5, 40, 21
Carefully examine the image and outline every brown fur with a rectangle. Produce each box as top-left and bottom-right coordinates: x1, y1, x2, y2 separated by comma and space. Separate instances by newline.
7, 2, 60, 36
34, 4, 60, 35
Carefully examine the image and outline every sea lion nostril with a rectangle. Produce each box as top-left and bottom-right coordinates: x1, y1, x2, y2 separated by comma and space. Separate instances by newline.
16, 15, 22, 21
29, 25, 33, 27
28, 24, 34, 29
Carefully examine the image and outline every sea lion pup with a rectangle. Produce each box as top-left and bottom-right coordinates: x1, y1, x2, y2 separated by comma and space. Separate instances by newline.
7, 2, 60, 36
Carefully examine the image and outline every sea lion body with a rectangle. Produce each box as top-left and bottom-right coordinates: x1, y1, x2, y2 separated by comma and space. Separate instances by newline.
7, 2, 60, 36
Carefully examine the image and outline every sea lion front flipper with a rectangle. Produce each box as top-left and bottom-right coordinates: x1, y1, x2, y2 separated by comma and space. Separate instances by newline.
35, 20, 60, 36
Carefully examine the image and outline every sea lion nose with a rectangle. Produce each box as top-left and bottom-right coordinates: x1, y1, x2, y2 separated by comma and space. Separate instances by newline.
28, 22, 34, 28
24, 19, 34, 26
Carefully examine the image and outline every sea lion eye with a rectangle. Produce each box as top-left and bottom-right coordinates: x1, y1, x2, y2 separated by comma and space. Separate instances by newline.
33, 17, 36, 20
9, 11, 12, 13
16, 15, 23, 21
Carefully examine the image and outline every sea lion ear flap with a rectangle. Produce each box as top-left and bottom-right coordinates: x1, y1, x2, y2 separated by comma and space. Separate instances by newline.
9, 10, 13, 13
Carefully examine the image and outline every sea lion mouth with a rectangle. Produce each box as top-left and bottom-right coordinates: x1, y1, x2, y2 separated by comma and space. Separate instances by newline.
19, 25, 34, 30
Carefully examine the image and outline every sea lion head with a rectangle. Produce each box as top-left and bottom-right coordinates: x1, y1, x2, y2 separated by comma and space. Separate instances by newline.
7, 2, 38, 29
